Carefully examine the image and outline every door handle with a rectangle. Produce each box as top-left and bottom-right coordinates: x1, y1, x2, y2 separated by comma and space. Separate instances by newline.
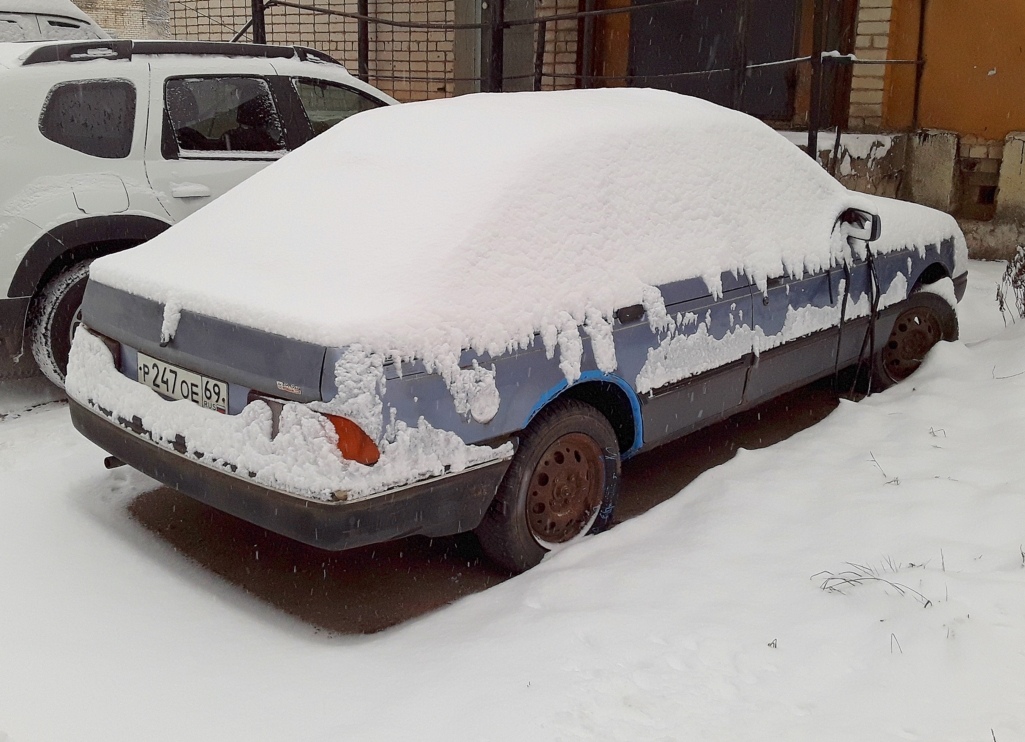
170, 183, 212, 199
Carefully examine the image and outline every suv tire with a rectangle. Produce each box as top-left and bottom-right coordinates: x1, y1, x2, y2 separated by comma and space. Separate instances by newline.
29, 261, 92, 388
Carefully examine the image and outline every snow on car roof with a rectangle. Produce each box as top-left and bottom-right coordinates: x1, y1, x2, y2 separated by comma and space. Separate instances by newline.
89, 88, 963, 364
0, 0, 96, 21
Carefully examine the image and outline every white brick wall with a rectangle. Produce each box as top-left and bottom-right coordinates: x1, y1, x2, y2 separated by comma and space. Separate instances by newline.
848, 0, 892, 131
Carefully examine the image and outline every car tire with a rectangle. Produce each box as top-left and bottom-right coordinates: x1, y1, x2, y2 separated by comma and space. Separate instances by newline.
475, 398, 620, 573
872, 290, 958, 390
29, 261, 92, 389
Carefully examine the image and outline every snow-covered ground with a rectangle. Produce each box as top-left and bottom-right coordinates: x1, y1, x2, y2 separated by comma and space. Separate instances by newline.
0, 260, 1019, 741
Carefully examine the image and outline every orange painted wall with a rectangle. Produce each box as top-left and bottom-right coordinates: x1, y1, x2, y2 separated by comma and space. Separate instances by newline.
914, 1, 1025, 139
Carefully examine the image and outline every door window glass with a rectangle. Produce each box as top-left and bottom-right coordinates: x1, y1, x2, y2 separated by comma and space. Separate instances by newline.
38, 79, 136, 159
164, 77, 286, 155
293, 79, 384, 135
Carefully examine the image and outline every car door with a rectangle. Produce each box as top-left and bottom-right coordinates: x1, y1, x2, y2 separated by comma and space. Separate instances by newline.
628, 272, 756, 448
143, 59, 289, 224
744, 267, 841, 405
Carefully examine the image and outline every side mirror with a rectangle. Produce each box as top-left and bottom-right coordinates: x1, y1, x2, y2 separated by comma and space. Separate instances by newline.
840, 208, 881, 242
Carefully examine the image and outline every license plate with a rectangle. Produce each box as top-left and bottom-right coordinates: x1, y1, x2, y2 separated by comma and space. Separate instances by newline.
137, 353, 228, 413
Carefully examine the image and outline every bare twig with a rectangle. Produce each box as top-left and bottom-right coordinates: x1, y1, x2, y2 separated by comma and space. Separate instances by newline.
992, 366, 1025, 380
890, 633, 902, 654
996, 246, 1025, 323
868, 452, 887, 478
817, 562, 932, 607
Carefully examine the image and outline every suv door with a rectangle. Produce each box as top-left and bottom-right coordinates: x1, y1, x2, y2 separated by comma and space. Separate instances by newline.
144, 60, 289, 223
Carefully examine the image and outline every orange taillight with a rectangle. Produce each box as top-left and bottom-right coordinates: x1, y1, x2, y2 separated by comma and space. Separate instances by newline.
324, 414, 380, 466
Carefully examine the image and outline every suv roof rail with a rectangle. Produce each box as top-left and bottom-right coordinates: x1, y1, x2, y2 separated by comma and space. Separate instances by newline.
21, 40, 342, 67
22, 39, 133, 66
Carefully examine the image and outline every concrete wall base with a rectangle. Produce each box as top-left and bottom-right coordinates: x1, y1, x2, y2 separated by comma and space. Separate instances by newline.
958, 220, 1025, 262
785, 128, 1022, 261
996, 133, 1025, 225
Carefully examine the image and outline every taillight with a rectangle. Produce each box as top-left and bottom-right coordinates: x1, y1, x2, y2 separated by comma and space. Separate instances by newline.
246, 390, 380, 466
323, 413, 380, 466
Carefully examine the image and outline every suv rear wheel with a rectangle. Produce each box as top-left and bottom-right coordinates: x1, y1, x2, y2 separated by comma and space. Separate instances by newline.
29, 261, 92, 388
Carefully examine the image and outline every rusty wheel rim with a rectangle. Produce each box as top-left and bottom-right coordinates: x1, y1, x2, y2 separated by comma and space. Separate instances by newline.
881, 305, 944, 383
526, 432, 604, 547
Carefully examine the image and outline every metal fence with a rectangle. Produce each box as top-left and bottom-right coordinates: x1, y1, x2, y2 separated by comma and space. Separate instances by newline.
169, 0, 579, 101
169, 0, 923, 159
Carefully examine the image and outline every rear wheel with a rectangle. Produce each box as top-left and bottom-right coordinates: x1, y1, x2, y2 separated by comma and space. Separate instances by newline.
476, 399, 620, 573
29, 261, 92, 388
872, 291, 958, 389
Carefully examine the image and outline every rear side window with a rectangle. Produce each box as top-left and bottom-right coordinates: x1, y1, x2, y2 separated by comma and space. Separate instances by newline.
39, 79, 136, 158
164, 76, 286, 155
293, 79, 384, 135
40, 16, 102, 40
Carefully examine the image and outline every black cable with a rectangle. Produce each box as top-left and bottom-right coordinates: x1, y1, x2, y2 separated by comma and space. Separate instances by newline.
848, 246, 881, 399
832, 261, 852, 394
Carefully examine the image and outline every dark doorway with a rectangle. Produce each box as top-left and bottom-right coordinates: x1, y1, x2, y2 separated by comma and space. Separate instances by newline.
628, 0, 802, 120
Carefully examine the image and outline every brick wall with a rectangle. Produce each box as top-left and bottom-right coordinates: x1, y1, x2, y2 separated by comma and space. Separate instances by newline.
537, 0, 578, 91
956, 134, 1005, 220
848, 0, 890, 131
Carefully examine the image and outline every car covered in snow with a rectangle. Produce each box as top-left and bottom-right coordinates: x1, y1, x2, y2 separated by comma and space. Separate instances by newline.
0, 0, 108, 42
66, 88, 968, 572
0, 38, 394, 385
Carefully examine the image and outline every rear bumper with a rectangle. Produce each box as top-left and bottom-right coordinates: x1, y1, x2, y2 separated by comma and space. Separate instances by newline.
70, 398, 511, 551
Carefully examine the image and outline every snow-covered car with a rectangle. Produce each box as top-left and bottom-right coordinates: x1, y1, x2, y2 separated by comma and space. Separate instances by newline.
0, 0, 108, 42
66, 89, 968, 572
0, 38, 395, 385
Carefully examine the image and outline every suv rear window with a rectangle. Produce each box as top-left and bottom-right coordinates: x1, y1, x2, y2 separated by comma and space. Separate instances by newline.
39, 79, 136, 159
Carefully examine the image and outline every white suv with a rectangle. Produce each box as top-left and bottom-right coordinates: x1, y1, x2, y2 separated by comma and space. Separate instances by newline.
0, 38, 395, 385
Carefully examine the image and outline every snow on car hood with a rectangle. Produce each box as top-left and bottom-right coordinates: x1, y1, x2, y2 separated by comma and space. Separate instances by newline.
89, 88, 966, 368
